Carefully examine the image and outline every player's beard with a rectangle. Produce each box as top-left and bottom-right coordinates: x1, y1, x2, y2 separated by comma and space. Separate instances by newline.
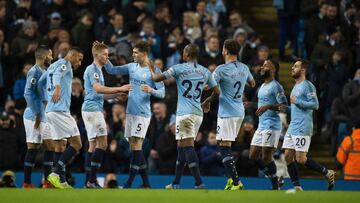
260, 70, 270, 80
44, 58, 51, 68
291, 71, 300, 79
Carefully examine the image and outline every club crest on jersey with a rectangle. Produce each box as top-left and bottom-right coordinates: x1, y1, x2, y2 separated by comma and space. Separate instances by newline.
94, 73, 99, 80
30, 77, 36, 85
143, 73, 147, 78
61, 64, 67, 71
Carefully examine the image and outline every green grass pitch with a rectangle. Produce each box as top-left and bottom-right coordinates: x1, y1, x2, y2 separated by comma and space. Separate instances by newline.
1, 189, 359, 203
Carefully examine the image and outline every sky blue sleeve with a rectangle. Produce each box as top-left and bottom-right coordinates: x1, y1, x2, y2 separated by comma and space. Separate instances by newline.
162, 65, 177, 79
104, 60, 130, 75
206, 71, 217, 89
295, 83, 319, 110
213, 67, 221, 83
53, 62, 69, 86
24, 70, 41, 115
275, 83, 288, 105
88, 68, 100, 86
37, 72, 48, 102
152, 67, 165, 98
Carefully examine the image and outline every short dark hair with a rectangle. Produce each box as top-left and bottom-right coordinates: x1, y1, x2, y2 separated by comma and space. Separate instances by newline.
35, 45, 50, 59
134, 41, 150, 54
184, 43, 199, 60
224, 39, 240, 55
68, 47, 84, 55
297, 58, 310, 70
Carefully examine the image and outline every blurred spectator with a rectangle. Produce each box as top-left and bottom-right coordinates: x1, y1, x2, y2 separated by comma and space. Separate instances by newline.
0, 170, 16, 188
0, 111, 22, 170
108, 102, 126, 136
311, 26, 351, 90
102, 12, 126, 45
140, 18, 161, 59
199, 131, 224, 176
155, 114, 177, 175
154, 3, 172, 41
182, 11, 202, 43
206, 0, 227, 28
70, 77, 84, 120
336, 118, 360, 180
225, 10, 254, 39
12, 62, 32, 100
342, 68, 360, 122
340, 2, 357, 45
165, 25, 190, 67
233, 28, 255, 65
328, 96, 350, 155
199, 35, 224, 67
71, 10, 93, 66
275, 0, 301, 60
121, 0, 149, 25
147, 101, 170, 174
0, 28, 10, 107
323, 50, 350, 123
11, 20, 40, 73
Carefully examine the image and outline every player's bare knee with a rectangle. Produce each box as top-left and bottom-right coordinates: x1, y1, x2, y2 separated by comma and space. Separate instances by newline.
42, 140, 54, 151
284, 153, 294, 164
295, 156, 307, 165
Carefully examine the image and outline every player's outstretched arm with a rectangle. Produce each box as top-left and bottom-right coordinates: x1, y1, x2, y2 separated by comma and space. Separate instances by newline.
104, 60, 130, 75
93, 83, 132, 95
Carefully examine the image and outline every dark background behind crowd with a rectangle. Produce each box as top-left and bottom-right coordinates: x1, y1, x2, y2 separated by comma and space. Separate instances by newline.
1, 0, 360, 181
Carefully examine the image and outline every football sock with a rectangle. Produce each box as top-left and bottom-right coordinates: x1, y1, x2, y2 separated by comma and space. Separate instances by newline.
287, 162, 301, 187
138, 151, 150, 187
55, 146, 77, 183
43, 150, 54, 179
125, 150, 141, 188
89, 148, 105, 182
305, 158, 328, 175
173, 147, 186, 185
184, 146, 202, 186
220, 146, 240, 185
24, 149, 38, 184
84, 152, 92, 184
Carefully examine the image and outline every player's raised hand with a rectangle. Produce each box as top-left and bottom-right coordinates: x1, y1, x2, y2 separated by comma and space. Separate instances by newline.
34, 116, 41, 129
146, 59, 155, 72
255, 105, 269, 116
202, 101, 211, 113
118, 84, 132, 92
140, 84, 153, 93
52, 86, 61, 103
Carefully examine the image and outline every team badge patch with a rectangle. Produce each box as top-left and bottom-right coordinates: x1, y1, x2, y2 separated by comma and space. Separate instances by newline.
30, 77, 36, 85
61, 64, 67, 71
143, 73, 147, 78
94, 73, 99, 80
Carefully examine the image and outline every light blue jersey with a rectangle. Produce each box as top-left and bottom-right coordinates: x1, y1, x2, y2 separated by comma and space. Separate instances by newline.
82, 64, 105, 112
213, 61, 253, 118
162, 62, 217, 116
257, 80, 288, 131
104, 61, 165, 117
287, 80, 319, 136
45, 59, 73, 113
23, 65, 46, 121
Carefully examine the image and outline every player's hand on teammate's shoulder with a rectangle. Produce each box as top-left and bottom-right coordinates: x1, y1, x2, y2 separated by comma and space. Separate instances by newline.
140, 84, 153, 93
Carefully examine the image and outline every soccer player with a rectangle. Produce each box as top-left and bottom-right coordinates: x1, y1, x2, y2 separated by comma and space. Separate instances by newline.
23, 46, 54, 188
104, 41, 165, 188
150, 43, 218, 189
42, 47, 84, 189
82, 41, 132, 188
249, 59, 287, 190
281, 59, 335, 191
203, 39, 255, 190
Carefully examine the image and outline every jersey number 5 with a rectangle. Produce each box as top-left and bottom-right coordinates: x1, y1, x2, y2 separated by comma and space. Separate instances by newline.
182, 80, 204, 101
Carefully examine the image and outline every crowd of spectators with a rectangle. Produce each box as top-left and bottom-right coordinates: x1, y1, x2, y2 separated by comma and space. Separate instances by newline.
0, 0, 360, 182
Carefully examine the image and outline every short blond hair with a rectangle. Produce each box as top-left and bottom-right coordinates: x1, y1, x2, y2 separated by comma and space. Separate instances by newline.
92, 41, 108, 56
